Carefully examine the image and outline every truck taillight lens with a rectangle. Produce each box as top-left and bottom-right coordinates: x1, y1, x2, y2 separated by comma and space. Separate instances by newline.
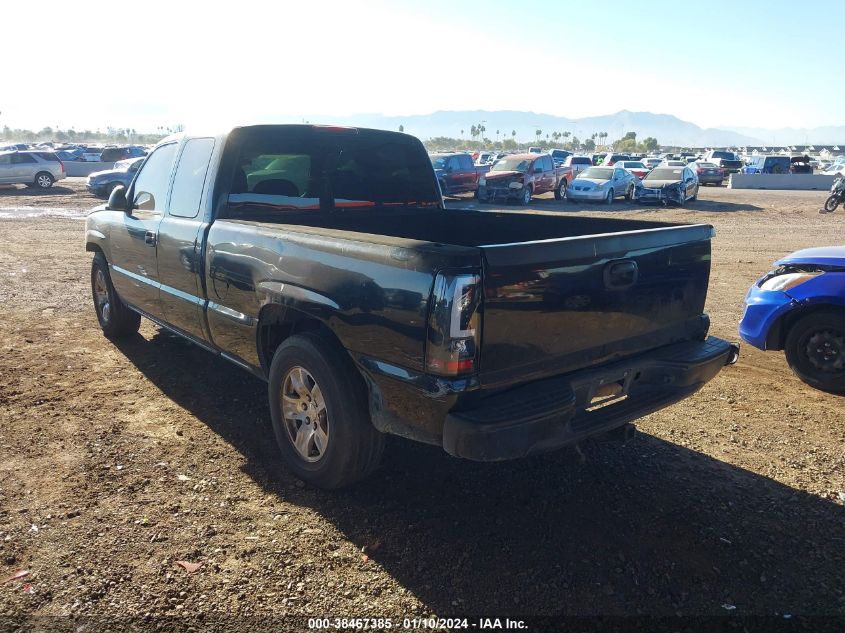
426, 272, 481, 376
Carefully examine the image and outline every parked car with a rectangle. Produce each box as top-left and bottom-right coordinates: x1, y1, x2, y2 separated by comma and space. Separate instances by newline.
789, 155, 813, 174
56, 149, 85, 162
603, 153, 631, 166
661, 159, 687, 167
549, 148, 572, 166
528, 146, 543, 154
563, 155, 593, 177
567, 166, 636, 204
85, 123, 737, 488
86, 157, 145, 197
739, 246, 845, 394
0, 150, 66, 188
616, 160, 649, 179
642, 157, 662, 170
690, 161, 724, 185
430, 153, 482, 196
743, 155, 791, 174
703, 150, 743, 174
635, 166, 699, 206
478, 153, 573, 204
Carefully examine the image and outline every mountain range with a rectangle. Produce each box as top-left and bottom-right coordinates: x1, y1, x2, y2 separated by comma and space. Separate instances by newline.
299, 110, 843, 147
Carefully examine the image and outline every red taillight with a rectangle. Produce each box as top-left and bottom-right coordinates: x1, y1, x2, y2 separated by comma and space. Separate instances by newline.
59, 160, 65, 173
426, 272, 482, 377
696, 168, 704, 174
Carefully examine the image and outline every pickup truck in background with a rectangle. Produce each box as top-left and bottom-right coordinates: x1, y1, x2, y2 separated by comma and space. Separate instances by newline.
430, 152, 485, 196
478, 152, 574, 204
86, 124, 738, 489
703, 150, 744, 175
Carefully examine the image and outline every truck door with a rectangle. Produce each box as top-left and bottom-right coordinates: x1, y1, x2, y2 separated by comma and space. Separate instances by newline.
108, 142, 178, 317
460, 154, 475, 192
446, 156, 462, 193
156, 137, 216, 340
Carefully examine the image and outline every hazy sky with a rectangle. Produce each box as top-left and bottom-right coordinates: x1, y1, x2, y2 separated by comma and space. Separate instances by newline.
3, 0, 841, 133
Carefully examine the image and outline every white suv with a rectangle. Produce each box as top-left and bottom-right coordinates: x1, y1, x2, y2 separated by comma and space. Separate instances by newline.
0, 151, 67, 188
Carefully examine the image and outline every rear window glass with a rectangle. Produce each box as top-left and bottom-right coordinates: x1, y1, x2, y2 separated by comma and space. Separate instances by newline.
571, 157, 592, 165
35, 152, 59, 161
227, 127, 440, 212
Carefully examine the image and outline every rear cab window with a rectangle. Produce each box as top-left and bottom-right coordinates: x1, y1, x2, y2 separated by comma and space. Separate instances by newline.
225, 127, 440, 214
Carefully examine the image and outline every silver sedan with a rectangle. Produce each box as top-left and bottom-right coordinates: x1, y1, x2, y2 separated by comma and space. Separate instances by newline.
566, 166, 636, 204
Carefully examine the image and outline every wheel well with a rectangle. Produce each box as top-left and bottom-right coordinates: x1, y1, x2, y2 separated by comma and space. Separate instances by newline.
86, 243, 105, 255
256, 306, 334, 374
767, 304, 845, 350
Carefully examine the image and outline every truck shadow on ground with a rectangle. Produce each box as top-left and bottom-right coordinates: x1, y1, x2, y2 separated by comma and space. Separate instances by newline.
116, 329, 845, 617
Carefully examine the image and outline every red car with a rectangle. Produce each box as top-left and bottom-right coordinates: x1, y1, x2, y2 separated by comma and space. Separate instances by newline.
617, 160, 650, 179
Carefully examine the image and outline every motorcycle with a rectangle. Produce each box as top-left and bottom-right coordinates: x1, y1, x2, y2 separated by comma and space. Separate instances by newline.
822, 175, 845, 213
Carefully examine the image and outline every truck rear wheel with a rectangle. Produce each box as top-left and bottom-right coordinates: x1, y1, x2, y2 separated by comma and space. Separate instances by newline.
91, 252, 141, 339
554, 179, 567, 200
267, 331, 385, 489
784, 310, 845, 394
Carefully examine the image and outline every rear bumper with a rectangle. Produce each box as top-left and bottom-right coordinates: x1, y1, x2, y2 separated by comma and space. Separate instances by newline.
442, 336, 739, 461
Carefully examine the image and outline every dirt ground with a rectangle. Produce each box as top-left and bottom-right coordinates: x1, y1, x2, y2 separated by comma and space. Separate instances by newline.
0, 179, 843, 622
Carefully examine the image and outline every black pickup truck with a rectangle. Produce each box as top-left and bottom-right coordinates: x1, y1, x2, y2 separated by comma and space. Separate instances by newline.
86, 124, 738, 488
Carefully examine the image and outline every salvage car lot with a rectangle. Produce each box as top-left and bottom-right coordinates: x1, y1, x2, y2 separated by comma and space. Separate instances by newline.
0, 179, 843, 617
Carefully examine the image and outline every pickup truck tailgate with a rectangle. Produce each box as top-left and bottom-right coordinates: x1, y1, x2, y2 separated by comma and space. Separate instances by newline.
479, 224, 713, 389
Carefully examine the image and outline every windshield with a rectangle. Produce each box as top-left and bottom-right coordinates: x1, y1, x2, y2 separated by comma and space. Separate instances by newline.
491, 158, 531, 173
579, 167, 613, 179
646, 168, 683, 180
431, 156, 449, 170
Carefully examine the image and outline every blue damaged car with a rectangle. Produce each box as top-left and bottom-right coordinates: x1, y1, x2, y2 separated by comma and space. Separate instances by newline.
739, 246, 845, 394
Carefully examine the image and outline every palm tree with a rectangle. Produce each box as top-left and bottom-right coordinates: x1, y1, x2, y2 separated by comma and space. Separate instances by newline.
460, 129, 464, 138
398, 124, 404, 133
496, 129, 500, 142
535, 129, 542, 144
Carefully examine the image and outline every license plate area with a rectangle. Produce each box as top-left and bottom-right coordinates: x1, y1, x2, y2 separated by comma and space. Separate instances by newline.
583, 370, 634, 411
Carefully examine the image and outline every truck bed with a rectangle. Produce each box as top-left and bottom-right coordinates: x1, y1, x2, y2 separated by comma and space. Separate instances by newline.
222, 206, 713, 389
225, 206, 676, 247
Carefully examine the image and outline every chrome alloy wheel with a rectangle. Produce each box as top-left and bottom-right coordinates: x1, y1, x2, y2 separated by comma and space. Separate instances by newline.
36, 174, 52, 188
94, 269, 111, 324
281, 366, 329, 462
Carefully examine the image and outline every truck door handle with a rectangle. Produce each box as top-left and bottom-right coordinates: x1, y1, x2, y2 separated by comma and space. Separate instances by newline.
144, 231, 157, 246
604, 260, 638, 290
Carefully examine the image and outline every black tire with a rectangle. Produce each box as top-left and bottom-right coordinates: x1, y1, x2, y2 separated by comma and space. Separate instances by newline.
554, 179, 567, 200
91, 252, 141, 339
605, 188, 614, 205
477, 188, 488, 203
520, 185, 532, 206
624, 184, 634, 201
677, 190, 686, 207
824, 195, 840, 212
267, 331, 385, 489
784, 310, 845, 394
691, 185, 698, 201
107, 182, 123, 196
34, 171, 54, 189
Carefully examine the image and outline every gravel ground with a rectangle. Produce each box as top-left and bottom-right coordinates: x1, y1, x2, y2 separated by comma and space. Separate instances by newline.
0, 179, 843, 621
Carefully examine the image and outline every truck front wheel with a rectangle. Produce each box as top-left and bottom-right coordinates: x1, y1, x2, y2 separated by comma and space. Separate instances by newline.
784, 310, 845, 394
268, 331, 385, 489
91, 253, 141, 339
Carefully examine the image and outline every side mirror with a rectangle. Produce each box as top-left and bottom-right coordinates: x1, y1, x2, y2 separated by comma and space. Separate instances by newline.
108, 185, 129, 213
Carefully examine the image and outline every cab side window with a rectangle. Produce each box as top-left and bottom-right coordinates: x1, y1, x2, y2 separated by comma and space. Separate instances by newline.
168, 138, 216, 218
447, 156, 462, 172
460, 155, 474, 170
11, 154, 36, 164
131, 143, 178, 211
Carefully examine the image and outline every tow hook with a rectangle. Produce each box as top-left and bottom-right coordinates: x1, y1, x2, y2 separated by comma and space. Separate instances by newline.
726, 343, 741, 365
